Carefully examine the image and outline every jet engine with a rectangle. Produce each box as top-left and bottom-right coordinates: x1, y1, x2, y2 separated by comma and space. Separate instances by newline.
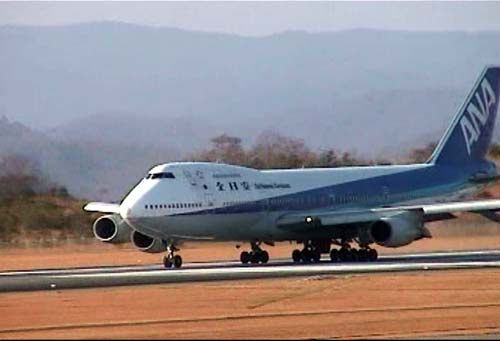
92, 214, 132, 244
131, 230, 166, 253
369, 211, 431, 248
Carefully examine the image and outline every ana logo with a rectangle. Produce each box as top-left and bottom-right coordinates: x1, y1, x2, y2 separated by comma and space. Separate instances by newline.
460, 78, 496, 155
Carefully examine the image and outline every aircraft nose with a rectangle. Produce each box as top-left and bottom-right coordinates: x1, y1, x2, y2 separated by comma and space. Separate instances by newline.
119, 204, 133, 220
119, 196, 144, 220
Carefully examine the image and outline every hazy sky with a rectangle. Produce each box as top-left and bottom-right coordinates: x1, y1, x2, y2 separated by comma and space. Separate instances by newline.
1, 1, 499, 35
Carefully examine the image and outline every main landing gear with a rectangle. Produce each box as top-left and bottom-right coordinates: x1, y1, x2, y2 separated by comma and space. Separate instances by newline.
329, 244, 378, 263
240, 241, 270, 265
291, 240, 322, 263
291, 239, 379, 264
163, 244, 183, 269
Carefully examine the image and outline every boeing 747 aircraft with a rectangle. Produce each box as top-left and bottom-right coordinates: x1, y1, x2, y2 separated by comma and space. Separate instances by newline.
85, 66, 500, 269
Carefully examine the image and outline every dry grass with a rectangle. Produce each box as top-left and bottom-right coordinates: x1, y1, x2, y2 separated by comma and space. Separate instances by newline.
0, 195, 99, 247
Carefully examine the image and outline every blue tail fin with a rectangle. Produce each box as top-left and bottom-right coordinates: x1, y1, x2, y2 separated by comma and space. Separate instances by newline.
429, 66, 500, 165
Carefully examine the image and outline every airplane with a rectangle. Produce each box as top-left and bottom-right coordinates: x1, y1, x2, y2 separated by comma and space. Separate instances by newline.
84, 66, 500, 269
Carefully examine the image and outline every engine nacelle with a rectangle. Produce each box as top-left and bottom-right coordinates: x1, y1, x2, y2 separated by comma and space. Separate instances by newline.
369, 211, 431, 248
131, 230, 166, 253
93, 214, 132, 244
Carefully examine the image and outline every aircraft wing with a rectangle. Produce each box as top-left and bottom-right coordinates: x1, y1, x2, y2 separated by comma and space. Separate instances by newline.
83, 202, 121, 214
276, 198, 500, 231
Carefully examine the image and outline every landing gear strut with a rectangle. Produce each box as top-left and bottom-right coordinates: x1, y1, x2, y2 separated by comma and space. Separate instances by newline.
163, 244, 183, 269
240, 241, 269, 265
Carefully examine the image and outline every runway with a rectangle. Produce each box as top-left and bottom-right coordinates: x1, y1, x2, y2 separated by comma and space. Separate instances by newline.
1, 250, 500, 293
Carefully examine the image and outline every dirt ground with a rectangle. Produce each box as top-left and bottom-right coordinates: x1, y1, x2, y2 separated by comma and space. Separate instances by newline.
1, 269, 500, 339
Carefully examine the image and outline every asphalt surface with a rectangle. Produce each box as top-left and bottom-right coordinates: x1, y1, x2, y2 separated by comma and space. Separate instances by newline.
1, 250, 500, 293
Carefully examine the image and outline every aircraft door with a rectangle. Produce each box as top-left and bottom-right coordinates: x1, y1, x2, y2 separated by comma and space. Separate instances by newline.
204, 192, 215, 208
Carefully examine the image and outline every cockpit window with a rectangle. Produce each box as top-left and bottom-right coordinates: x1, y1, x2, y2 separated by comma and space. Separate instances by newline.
147, 172, 176, 179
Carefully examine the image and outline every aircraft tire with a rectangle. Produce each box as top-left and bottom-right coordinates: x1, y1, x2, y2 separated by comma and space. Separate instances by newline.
351, 249, 359, 261
292, 249, 302, 263
358, 249, 369, 262
163, 256, 173, 269
312, 250, 321, 263
250, 252, 260, 264
338, 248, 350, 262
240, 251, 250, 264
368, 249, 378, 262
330, 249, 339, 262
173, 255, 183, 269
260, 250, 269, 264
301, 249, 312, 263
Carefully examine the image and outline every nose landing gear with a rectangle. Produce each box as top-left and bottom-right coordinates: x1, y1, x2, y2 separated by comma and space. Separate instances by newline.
163, 245, 183, 269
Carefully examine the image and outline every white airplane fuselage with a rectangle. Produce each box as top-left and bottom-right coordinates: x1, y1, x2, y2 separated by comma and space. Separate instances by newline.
119, 160, 492, 243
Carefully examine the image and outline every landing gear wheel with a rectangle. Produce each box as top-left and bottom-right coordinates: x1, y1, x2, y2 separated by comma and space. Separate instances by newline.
330, 249, 339, 262
292, 249, 302, 263
358, 249, 368, 262
301, 249, 311, 263
312, 250, 321, 263
250, 252, 260, 264
173, 255, 183, 269
240, 251, 251, 264
338, 247, 351, 262
351, 249, 359, 262
368, 248, 378, 262
163, 256, 173, 268
260, 250, 269, 264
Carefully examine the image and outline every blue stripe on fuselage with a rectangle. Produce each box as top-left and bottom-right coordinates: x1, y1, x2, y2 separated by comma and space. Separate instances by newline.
175, 161, 495, 217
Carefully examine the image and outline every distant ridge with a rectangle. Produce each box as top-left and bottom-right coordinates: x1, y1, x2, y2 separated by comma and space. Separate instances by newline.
2, 23, 500, 197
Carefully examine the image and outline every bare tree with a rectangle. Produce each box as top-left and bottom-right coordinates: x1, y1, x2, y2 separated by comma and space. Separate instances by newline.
407, 142, 438, 163
249, 130, 317, 169
0, 154, 42, 197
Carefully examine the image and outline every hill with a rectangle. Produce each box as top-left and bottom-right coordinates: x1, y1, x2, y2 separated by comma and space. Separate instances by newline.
0, 116, 180, 200
2, 23, 500, 157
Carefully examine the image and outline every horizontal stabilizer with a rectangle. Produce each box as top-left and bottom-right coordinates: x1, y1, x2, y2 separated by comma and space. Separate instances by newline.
83, 202, 121, 214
